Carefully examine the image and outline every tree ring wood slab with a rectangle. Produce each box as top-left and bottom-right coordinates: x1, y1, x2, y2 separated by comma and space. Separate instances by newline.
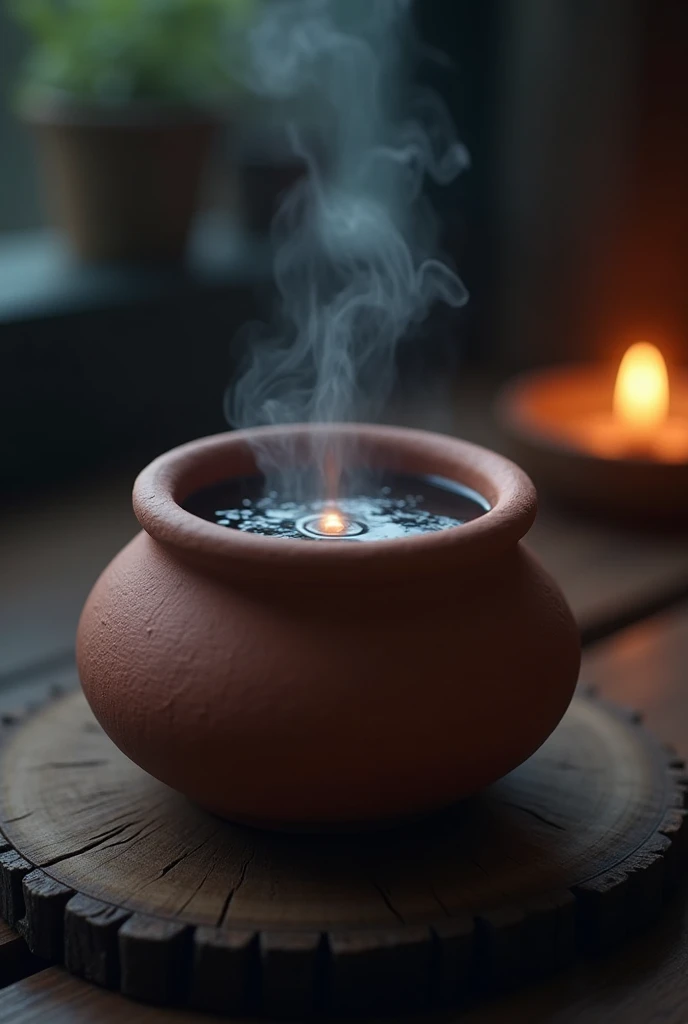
0, 688, 684, 1016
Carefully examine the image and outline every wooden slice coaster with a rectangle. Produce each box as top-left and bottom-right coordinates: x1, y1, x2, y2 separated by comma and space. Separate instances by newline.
0, 688, 684, 1016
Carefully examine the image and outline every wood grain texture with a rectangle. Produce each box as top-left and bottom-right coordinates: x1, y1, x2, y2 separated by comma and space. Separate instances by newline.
0, 687, 683, 1015
191, 927, 257, 1015
64, 894, 130, 989
17, 870, 73, 961
119, 916, 192, 1007
585, 601, 688, 758
0, 967, 217, 1023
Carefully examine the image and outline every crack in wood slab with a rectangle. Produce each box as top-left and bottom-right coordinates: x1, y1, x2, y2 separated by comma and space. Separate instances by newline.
148, 833, 220, 885
39, 821, 145, 868
496, 800, 567, 831
217, 852, 256, 928
370, 880, 405, 925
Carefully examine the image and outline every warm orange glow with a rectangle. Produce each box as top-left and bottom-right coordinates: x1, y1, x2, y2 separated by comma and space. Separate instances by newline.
319, 509, 347, 535
613, 342, 669, 431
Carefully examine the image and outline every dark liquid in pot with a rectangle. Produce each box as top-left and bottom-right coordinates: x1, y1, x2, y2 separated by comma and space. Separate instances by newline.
184, 473, 489, 542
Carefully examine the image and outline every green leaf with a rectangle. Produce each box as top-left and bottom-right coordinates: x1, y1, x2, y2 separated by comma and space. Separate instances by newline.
6, 0, 258, 105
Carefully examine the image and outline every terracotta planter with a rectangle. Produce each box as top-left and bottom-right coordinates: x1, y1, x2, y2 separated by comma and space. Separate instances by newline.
77, 425, 580, 828
25, 102, 218, 262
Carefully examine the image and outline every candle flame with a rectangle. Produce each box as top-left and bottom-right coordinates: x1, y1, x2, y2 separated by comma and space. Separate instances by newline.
613, 342, 669, 430
319, 509, 347, 535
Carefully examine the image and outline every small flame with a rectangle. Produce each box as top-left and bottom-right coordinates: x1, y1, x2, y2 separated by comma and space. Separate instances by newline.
613, 342, 669, 431
319, 509, 347, 535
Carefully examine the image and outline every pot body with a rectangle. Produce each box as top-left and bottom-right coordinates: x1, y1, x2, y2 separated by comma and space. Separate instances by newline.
78, 533, 579, 825
76, 426, 580, 828
26, 108, 217, 263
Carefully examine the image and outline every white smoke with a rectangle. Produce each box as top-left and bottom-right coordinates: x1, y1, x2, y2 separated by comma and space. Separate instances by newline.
226, 0, 469, 493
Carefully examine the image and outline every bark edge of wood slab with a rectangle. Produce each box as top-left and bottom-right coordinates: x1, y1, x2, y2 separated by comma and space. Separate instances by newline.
0, 686, 684, 1017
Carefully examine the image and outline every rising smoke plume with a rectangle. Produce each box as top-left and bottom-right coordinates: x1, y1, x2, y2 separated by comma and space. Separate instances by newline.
225, 0, 469, 493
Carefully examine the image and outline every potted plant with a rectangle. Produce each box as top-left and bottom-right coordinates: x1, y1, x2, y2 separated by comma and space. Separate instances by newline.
8, 0, 254, 262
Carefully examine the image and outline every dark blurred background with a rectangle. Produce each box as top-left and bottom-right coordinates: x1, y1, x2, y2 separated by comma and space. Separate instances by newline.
1, 0, 687, 493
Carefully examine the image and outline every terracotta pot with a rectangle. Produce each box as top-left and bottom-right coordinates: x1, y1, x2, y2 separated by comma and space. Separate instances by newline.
25, 102, 218, 262
77, 425, 580, 828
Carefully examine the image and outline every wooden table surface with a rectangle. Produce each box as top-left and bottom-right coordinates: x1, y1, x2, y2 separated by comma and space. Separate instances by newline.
3, 382, 688, 1021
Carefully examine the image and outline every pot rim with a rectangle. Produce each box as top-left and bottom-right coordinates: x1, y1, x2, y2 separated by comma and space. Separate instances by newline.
133, 423, 537, 584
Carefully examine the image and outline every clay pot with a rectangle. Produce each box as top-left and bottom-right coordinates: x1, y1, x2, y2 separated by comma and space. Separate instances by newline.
24, 101, 218, 263
77, 425, 580, 828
